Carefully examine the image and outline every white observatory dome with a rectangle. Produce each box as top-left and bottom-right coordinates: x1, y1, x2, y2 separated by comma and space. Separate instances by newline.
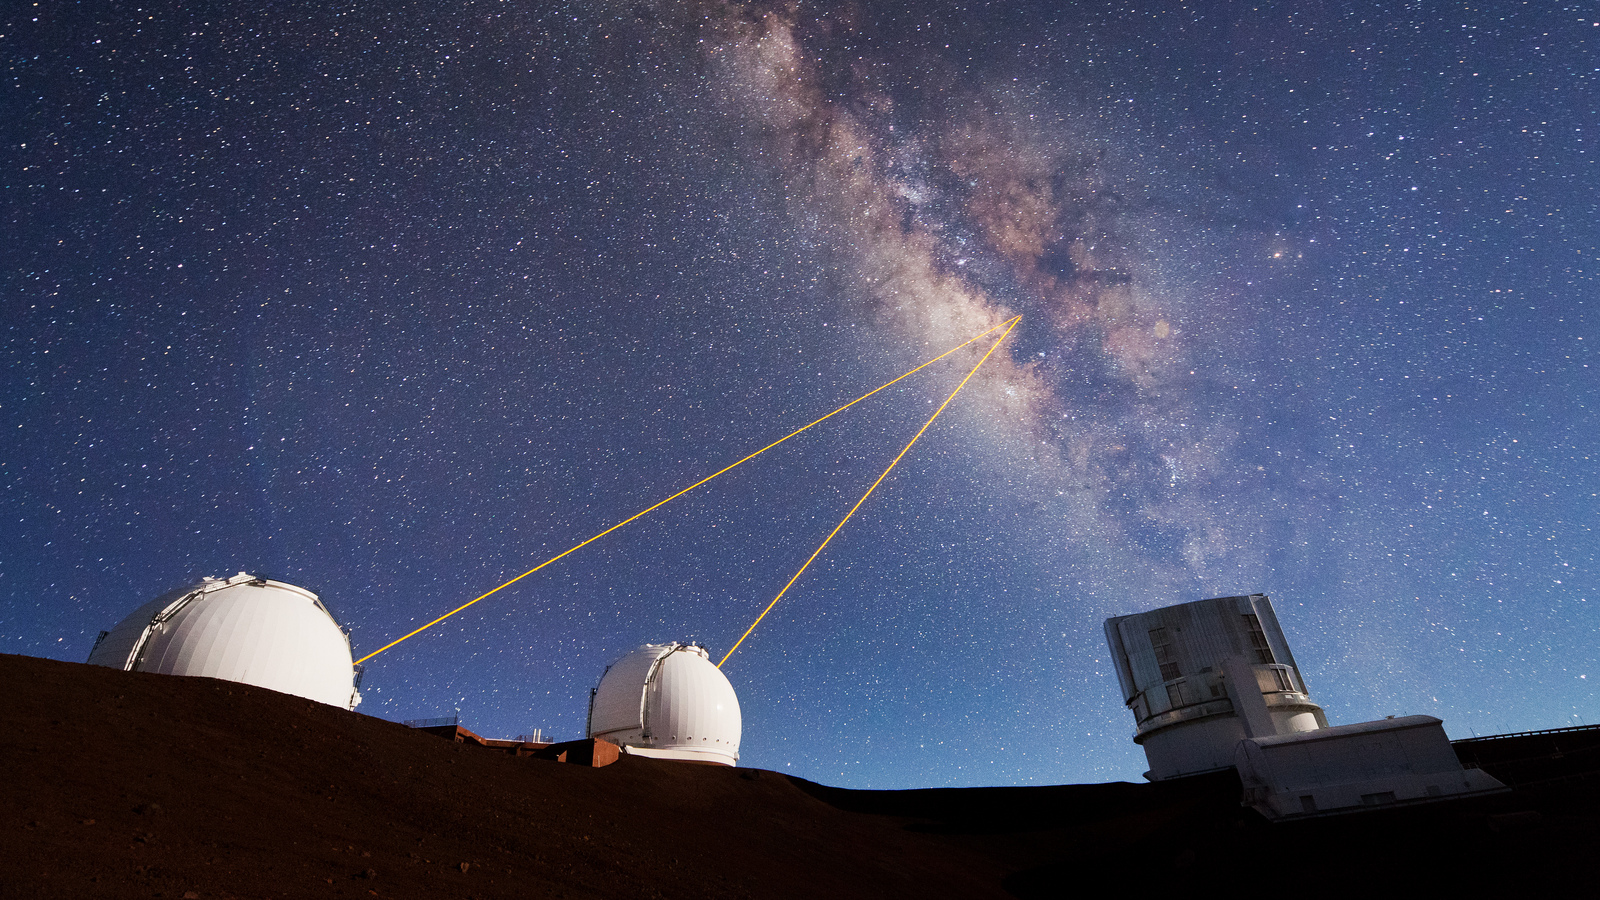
587, 642, 741, 766
88, 572, 361, 710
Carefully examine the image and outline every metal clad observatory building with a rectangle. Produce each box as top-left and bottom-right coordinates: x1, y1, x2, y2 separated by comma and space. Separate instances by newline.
88, 572, 362, 710
1104, 594, 1328, 781
587, 642, 742, 766
1105, 593, 1505, 818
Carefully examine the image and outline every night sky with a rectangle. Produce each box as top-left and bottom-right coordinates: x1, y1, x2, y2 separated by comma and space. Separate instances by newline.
4, 1, 1596, 788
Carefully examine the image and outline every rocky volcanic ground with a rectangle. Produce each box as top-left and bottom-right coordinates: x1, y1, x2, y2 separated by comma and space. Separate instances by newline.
2, 653, 1595, 898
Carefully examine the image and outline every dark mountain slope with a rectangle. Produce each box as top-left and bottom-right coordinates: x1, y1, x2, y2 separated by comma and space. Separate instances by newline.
2, 653, 1594, 898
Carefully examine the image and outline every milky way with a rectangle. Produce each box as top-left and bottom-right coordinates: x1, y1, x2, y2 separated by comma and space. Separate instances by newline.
687, 1, 1275, 593
3, 1, 1596, 787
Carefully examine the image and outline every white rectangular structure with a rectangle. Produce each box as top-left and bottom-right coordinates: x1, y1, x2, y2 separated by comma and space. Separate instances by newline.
1236, 715, 1506, 818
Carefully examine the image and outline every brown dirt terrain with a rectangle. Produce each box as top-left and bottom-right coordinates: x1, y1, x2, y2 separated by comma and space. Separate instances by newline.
2, 652, 1595, 898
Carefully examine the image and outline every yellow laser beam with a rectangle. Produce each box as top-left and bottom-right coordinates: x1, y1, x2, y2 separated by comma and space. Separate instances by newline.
718, 314, 1022, 668
354, 315, 1022, 666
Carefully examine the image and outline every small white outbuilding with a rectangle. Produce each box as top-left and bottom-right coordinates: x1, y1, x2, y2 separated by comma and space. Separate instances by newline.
587, 642, 742, 766
88, 572, 362, 710
1236, 715, 1506, 818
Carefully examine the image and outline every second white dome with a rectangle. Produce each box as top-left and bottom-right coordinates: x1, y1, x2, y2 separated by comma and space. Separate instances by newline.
587, 642, 741, 766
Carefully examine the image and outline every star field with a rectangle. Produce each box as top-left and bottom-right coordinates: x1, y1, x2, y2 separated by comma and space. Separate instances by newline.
3, 1, 1596, 788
